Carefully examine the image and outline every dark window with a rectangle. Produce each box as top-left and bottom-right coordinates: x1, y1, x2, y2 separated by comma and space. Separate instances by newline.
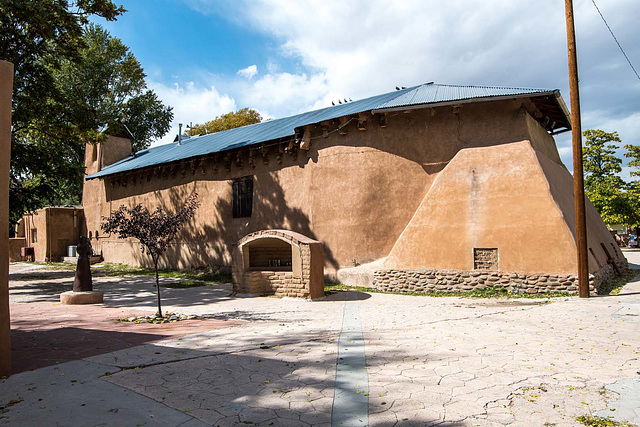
233, 176, 253, 218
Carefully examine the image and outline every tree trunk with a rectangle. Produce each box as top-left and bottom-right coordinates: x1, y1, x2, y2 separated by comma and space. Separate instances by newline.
154, 258, 162, 318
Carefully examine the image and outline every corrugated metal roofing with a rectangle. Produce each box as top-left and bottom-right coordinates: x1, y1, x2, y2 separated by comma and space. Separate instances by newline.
87, 83, 558, 179
374, 83, 554, 110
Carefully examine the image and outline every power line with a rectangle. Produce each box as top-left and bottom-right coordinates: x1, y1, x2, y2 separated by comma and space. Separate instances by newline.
591, 0, 640, 81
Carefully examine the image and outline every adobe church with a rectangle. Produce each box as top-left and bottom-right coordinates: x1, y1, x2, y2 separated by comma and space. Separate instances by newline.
81, 83, 626, 294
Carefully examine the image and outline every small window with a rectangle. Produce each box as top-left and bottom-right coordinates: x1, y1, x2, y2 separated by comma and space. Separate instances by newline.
232, 176, 253, 218
32, 229, 37, 243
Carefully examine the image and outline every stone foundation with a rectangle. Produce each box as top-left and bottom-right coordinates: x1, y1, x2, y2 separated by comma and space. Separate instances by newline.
372, 259, 628, 295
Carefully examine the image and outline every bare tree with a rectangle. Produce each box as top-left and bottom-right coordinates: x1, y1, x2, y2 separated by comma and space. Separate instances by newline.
101, 193, 200, 317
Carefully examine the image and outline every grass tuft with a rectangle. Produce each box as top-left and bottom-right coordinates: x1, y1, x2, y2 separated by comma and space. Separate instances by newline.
597, 268, 639, 296
324, 283, 571, 299
92, 262, 232, 283
576, 415, 635, 427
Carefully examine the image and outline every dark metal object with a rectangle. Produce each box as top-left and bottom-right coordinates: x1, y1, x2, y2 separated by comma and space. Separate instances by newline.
565, 0, 590, 298
73, 236, 93, 292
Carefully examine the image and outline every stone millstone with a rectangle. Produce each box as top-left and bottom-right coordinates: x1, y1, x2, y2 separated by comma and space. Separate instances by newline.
60, 291, 104, 305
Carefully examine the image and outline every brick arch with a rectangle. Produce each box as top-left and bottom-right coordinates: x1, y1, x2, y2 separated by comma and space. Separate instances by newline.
237, 229, 319, 249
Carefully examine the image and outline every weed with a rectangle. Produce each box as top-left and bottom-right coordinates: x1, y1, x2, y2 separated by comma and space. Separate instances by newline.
325, 283, 570, 299
90, 262, 233, 283
576, 415, 635, 426
598, 269, 639, 296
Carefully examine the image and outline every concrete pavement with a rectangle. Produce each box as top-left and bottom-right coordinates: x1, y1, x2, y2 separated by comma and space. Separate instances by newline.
1, 254, 639, 426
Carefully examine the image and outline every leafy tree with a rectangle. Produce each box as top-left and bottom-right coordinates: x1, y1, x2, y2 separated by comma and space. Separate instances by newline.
187, 108, 262, 136
53, 24, 173, 151
0, 0, 126, 128
2, 0, 125, 225
101, 194, 200, 317
583, 129, 623, 186
582, 129, 640, 226
624, 143, 640, 178
1, 1, 173, 226
623, 143, 640, 228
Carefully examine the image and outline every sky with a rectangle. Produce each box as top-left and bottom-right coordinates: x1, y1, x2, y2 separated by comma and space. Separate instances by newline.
94, 0, 640, 174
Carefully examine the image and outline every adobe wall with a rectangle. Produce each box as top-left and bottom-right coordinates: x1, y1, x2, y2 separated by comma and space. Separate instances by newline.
8, 238, 26, 262
84, 99, 566, 279
20, 207, 84, 262
0, 60, 13, 376
382, 140, 624, 277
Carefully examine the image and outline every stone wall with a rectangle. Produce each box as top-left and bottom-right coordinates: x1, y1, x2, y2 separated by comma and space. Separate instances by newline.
239, 270, 309, 298
372, 258, 628, 295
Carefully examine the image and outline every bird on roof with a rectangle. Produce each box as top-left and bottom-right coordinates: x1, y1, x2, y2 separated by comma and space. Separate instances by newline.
344, 98, 348, 103
332, 101, 335, 106
338, 100, 342, 104
396, 86, 400, 90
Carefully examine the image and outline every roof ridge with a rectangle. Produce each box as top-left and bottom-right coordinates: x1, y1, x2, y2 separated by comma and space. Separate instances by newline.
431, 82, 549, 91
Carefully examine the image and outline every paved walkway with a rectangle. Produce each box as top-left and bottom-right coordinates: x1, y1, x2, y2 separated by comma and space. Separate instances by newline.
1, 257, 639, 426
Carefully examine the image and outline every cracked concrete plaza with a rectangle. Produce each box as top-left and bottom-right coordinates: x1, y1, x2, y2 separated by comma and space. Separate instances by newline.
1, 253, 639, 426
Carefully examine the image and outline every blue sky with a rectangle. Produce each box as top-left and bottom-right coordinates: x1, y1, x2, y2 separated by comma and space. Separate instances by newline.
94, 0, 640, 173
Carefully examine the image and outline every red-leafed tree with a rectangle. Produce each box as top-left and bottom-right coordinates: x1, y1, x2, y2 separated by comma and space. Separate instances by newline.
101, 193, 200, 317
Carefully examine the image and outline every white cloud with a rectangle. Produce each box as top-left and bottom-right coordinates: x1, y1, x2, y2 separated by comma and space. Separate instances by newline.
266, 59, 279, 74
173, 0, 640, 175
237, 64, 258, 79
148, 80, 236, 146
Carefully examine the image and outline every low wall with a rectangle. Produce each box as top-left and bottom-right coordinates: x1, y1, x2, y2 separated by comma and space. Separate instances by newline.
372, 258, 627, 295
240, 270, 310, 298
232, 229, 325, 299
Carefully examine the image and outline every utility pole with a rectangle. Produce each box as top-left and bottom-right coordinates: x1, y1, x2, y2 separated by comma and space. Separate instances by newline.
565, 0, 590, 298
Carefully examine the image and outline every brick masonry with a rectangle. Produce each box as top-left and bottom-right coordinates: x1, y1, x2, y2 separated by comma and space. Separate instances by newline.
232, 230, 324, 299
372, 258, 628, 295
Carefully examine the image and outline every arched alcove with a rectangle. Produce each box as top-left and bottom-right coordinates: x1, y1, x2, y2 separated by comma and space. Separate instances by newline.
232, 230, 324, 299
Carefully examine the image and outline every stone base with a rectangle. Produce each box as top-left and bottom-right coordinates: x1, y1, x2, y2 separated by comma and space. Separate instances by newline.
60, 291, 104, 305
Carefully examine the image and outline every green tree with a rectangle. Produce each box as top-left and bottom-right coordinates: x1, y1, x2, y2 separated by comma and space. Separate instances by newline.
187, 108, 262, 136
623, 143, 640, 228
582, 129, 639, 226
1, 0, 126, 224
53, 24, 173, 151
1, 2, 173, 225
0, 0, 126, 128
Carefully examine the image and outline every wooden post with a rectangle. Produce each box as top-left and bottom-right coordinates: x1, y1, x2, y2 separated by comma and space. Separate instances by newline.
565, 0, 590, 298
0, 60, 14, 376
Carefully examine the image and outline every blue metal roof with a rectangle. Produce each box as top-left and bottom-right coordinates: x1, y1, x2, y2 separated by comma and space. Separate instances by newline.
87, 83, 560, 179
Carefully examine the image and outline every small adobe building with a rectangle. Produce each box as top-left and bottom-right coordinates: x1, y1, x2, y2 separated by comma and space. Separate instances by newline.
10, 206, 85, 262
83, 83, 626, 294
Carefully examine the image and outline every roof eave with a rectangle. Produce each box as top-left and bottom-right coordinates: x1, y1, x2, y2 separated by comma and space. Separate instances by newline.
371, 91, 558, 114
552, 90, 572, 130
